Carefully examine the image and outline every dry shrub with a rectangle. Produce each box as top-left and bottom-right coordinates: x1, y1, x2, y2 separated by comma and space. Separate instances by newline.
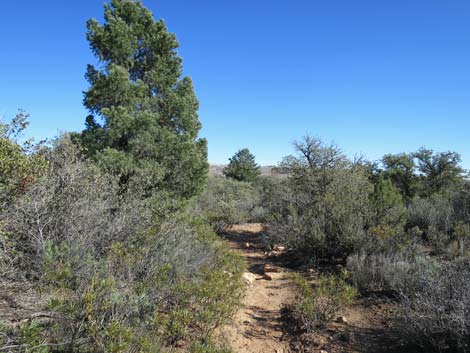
347, 251, 439, 296
0, 137, 245, 352
193, 176, 263, 232
266, 136, 372, 260
289, 272, 357, 333
398, 258, 470, 352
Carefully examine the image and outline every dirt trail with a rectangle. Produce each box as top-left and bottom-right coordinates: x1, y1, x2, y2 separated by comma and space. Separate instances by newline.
218, 224, 412, 353
220, 224, 295, 353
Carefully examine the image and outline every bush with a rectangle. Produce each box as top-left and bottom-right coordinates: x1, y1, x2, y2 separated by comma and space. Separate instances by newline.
4, 136, 148, 275
347, 251, 439, 295
193, 176, 263, 232
289, 272, 357, 332
407, 194, 454, 234
190, 341, 233, 353
0, 111, 47, 208
266, 136, 372, 259
398, 259, 470, 352
369, 175, 405, 228
1, 137, 245, 352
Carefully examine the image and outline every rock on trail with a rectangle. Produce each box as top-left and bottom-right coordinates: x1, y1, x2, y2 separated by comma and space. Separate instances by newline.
219, 224, 295, 353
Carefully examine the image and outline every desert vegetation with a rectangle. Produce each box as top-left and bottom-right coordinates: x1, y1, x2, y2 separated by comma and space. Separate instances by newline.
0, 1, 243, 352
1, 1, 469, 353
203, 134, 470, 352
194, 132, 470, 352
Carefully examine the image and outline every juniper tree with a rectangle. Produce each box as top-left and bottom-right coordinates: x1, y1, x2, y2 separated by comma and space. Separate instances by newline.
382, 153, 416, 202
370, 175, 405, 227
223, 148, 261, 183
413, 148, 464, 195
78, 0, 208, 201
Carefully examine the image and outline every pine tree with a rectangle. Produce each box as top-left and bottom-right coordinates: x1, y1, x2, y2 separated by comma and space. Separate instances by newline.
223, 148, 261, 182
78, 0, 208, 201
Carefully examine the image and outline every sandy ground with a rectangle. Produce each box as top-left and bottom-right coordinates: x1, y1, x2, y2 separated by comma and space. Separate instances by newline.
219, 224, 295, 353
217, 224, 420, 353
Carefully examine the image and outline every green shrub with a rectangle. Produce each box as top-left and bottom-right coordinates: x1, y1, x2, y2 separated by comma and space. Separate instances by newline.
40, 219, 245, 352
451, 222, 470, 257
0, 111, 47, 207
369, 175, 405, 228
18, 321, 50, 353
193, 176, 263, 232
2, 138, 245, 352
190, 340, 233, 353
290, 272, 357, 332
266, 136, 372, 260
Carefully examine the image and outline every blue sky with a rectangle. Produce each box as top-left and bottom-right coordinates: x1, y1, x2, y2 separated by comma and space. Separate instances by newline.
1, 1, 469, 168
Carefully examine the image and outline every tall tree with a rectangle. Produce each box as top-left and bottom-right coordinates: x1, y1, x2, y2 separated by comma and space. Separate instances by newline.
268, 136, 373, 258
413, 148, 464, 195
78, 0, 208, 201
223, 148, 261, 182
369, 175, 405, 227
382, 153, 416, 201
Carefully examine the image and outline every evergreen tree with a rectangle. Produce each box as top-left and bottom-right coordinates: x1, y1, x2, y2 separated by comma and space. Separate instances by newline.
382, 153, 416, 201
223, 148, 261, 182
370, 175, 405, 227
413, 148, 464, 195
78, 0, 208, 201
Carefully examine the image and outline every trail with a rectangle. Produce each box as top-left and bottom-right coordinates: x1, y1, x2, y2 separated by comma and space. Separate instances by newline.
219, 224, 295, 353
218, 224, 411, 353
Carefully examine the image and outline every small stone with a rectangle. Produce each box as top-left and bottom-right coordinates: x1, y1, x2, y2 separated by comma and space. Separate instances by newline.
311, 334, 327, 347
336, 316, 348, 324
266, 251, 279, 258
242, 272, 257, 284
264, 263, 279, 273
263, 273, 273, 281
274, 245, 286, 251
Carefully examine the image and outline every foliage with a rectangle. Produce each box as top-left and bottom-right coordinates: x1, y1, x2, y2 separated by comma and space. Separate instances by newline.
0, 112, 47, 278
381, 148, 465, 201
223, 148, 261, 183
4, 136, 146, 275
190, 341, 233, 353
407, 194, 454, 234
398, 258, 470, 352
193, 176, 263, 232
76, 0, 208, 202
413, 147, 464, 196
369, 175, 405, 228
381, 153, 416, 201
0, 111, 47, 207
1, 137, 245, 352
290, 272, 357, 333
347, 251, 440, 295
267, 135, 373, 259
